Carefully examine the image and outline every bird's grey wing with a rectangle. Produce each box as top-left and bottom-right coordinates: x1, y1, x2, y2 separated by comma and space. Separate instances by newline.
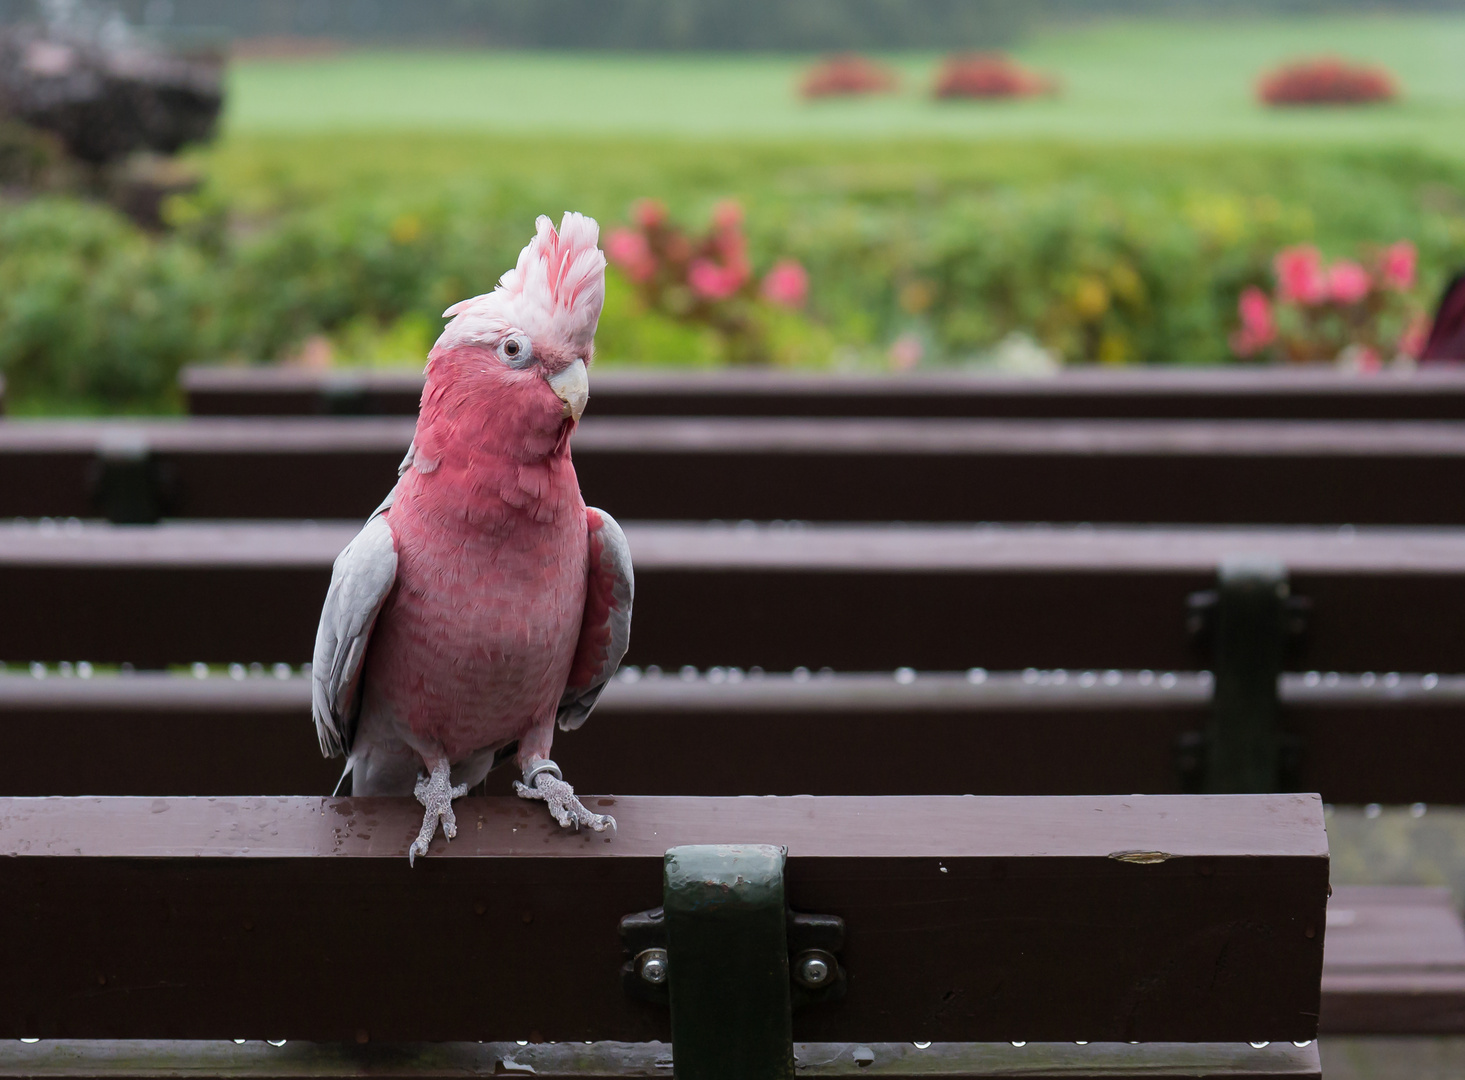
311, 511, 398, 757
557, 507, 633, 732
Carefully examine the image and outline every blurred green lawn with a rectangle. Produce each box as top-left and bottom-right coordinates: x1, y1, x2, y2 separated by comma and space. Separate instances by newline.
223, 15, 1465, 155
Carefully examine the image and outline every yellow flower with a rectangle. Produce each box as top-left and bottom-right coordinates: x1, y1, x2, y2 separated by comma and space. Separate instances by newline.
1098, 331, 1131, 366
1074, 276, 1110, 320
899, 280, 936, 315
1109, 262, 1144, 305
390, 213, 423, 245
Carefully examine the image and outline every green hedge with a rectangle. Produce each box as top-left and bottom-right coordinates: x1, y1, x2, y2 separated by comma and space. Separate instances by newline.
2, 137, 1464, 411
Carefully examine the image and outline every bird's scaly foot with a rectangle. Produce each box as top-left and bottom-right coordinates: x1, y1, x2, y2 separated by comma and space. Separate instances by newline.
515, 760, 615, 832
409, 757, 468, 866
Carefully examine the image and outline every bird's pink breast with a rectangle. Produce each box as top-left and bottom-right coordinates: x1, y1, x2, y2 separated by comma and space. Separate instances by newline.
363, 458, 588, 763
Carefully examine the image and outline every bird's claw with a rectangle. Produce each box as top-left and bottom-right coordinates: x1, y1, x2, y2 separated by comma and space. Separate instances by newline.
408, 758, 468, 866
515, 772, 616, 833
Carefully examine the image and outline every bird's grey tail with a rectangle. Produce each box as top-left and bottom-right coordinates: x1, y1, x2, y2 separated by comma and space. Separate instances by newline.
332, 761, 354, 797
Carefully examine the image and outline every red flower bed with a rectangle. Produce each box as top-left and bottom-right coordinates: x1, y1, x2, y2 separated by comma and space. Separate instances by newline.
606, 199, 810, 365
933, 53, 1057, 100
800, 54, 898, 100
1230, 241, 1425, 367
1258, 57, 1397, 106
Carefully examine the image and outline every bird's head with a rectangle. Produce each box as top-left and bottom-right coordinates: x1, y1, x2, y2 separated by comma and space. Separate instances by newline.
425, 212, 606, 448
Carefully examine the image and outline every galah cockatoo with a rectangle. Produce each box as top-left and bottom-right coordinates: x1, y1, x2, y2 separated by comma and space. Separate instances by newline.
311, 212, 632, 863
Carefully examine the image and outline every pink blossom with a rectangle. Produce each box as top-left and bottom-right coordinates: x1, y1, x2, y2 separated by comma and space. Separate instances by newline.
1328, 260, 1372, 305
605, 227, 656, 283
1345, 345, 1383, 373
1274, 245, 1327, 305
1230, 286, 1276, 357
633, 199, 667, 230
889, 332, 923, 371
760, 259, 809, 308
1400, 311, 1431, 358
688, 258, 744, 301
712, 199, 744, 232
1381, 241, 1417, 291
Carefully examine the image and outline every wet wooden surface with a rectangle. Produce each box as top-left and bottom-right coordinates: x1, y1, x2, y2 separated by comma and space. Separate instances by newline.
4, 671, 1465, 805
14, 415, 1465, 523
180, 363, 1465, 421
1, 521, 1463, 671
0, 1038, 1325, 1079
0, 794, 1327, 1044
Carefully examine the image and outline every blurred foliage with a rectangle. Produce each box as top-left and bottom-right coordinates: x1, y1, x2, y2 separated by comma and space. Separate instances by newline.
2, 133, 1464, 411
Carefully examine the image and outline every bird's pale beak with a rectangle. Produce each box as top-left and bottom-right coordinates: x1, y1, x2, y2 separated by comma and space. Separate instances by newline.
548, 358, 589, 421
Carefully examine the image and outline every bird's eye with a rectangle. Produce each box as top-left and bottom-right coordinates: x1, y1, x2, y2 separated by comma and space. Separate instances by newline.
498, 334, 533, 368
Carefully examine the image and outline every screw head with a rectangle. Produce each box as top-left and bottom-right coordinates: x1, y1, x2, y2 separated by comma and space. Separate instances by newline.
637, 948, 668, 985
794, 949, 837, 988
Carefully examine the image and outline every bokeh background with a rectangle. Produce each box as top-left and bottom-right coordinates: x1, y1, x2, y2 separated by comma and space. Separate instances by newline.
0, 0, 1462, 411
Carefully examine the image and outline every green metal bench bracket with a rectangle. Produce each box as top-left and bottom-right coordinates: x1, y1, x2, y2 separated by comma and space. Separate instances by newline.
1184, 556, 1307, 793
619, 844, 844, 1080
90, 435, 170, 524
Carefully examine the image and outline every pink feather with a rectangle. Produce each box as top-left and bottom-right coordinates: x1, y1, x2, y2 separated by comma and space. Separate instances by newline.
359, 213, 607, 768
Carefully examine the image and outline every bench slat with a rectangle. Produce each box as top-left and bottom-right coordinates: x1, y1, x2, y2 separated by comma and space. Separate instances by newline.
180, 363, 1465, 423
1, 522, 1463, 672
0, 1039, 1325, 1079
1321, 886, 1465, 1035
0, 794, 1326, 1044
4, 672, 1465, 805
12, 416, 1465, 524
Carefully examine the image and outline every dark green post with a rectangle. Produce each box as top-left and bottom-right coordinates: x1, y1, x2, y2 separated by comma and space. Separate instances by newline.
1204, 556, 1288, 793
663, 844, 795, 1080
93, 437, 163, 524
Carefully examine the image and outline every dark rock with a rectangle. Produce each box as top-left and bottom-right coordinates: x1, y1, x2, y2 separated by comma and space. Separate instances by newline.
0, 26, 222, 166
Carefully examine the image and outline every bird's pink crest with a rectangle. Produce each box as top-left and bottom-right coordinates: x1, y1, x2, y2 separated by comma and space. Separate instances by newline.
437, 212, 607, 356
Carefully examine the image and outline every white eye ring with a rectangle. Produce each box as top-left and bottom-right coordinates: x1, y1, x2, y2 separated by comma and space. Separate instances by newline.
498, 334, 533, 368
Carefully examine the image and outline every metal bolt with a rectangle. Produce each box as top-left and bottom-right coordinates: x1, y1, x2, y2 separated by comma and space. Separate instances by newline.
793, 949, 837, 988
636, 948, 668, 985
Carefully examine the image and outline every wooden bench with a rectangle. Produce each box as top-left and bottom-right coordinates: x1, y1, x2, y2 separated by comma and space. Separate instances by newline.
181, 363, 1465, 421
0, 670, 1459, 1042
1, 521, 1460, 674
5, 521, 1459, 1043
13, 416, 1465, 525
0, 792, 1330, 1078
4, 668, 1463, 806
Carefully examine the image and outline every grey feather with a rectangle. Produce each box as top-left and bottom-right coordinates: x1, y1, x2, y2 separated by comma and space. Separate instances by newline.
557, 508, 633, 732
311, 508, 398, 758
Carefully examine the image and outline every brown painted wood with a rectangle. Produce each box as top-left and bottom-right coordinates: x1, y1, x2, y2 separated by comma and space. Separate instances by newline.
7, 671, 1465, 806
181, 363, 1465, 422
1320, 887, 1465, 1035
0, 1039, 1324, 1079
13, 416, 1465, 524
0, 793, 1327, 1044
2, 522, 1464, 673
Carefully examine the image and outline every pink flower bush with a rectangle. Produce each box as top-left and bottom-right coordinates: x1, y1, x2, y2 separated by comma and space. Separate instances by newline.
1380, 241, 1417, 291
1230, 287, 1276, 357
1232, 241, 1426, 365
1274, 246, 1327, 304
605, 228, 655, 283
1327, 260, 1371, 305
761, 260, 809, 308
605, 199, 811, 364
688, 258, 747, 301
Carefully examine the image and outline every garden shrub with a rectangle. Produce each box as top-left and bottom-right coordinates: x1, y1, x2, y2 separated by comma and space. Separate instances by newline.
800, 55, 899, 100
1258, 58, 1398, 106
932, 54, 1058, 100
0, 197, 210, 409
1, 137, 1463, 411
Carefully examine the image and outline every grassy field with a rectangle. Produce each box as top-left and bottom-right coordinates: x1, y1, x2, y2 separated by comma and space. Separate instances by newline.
10, 15, 1465, 413
222, 15, 1465, 154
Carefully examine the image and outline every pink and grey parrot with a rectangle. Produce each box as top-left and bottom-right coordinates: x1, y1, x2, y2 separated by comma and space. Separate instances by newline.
311, 212, 632, 863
